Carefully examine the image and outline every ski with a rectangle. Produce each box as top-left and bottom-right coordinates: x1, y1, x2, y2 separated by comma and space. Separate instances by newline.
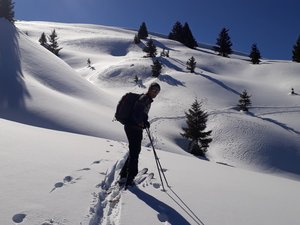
125, 168, 148, 190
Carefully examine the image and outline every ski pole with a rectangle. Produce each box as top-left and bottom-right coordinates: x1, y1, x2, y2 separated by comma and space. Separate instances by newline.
146, 129, 204, 224
146, 128, 170, 187
146, 128, 170, 190
146, 128, 165, 191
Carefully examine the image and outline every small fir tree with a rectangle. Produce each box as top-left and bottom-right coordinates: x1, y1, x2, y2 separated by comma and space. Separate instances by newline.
143, 39, 157, 57
181, 99, 212, 156
291, 88, 295, 95
87, 58, 91, 67
238, 90, 252, 111
134, 75, 139, 84
0, 0, 15, 23
151, 60, 162, 77
39, 32, 49, 49
186, 56, 196, 73
292, 35, 300, 62
214, 27, 233, 57
182, 22, 198, 49
249, 43, 261, 64
48, 29, 62, 56
137, 22, 148, 39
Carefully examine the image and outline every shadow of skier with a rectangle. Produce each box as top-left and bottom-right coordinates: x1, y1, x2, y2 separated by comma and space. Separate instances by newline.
130, 188, 192, 224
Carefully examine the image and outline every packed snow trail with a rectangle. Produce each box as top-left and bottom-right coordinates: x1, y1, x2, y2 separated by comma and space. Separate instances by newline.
89, 154, 154, 225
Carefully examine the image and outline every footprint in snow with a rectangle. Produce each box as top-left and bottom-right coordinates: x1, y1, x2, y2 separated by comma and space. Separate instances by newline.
63, 175, 73, 183
12, 213, 26, 223
91, 160, 101, 165
50, 176, 75, 192
50, 182, 64, 193
77, 167, 91, 171
153, 183, 161, 189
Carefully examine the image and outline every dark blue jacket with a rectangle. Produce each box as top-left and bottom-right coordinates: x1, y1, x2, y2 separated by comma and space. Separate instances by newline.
128, 94, 153, 128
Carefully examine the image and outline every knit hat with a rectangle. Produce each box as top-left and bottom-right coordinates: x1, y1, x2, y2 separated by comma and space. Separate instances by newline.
148, 82, 161, 91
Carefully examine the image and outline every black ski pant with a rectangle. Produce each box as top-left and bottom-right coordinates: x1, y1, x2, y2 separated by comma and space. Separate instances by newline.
120, 125, 143, 181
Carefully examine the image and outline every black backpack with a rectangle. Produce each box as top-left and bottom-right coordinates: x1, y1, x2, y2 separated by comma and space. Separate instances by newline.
115, 92, 141, 125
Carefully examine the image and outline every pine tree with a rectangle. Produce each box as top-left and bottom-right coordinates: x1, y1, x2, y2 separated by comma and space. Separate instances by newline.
238, 90, 252, 111
186, 56, 196, 73
214, 28, 233, 57
143, 39, 157, 57
87, 58, 91, 67
181, 99, 212, 156
249, 43, 261, 64
291, 88, 295, 95
39, 32, 49, 49
292, 35, 300, 62
48, 29, 62, 56
168, 21, 184, 43
134, 75, 139, 84
182, 22, 198, 49
0, 0, 15, 23
137, 22, 148, 39
151, 60, 162, 77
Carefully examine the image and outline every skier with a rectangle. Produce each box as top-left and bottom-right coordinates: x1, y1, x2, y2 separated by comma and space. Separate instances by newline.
119, 82, 161, 187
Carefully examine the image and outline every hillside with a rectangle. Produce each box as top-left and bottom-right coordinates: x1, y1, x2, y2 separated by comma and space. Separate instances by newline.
0, 19, 300, 225
13, 20, 300, 178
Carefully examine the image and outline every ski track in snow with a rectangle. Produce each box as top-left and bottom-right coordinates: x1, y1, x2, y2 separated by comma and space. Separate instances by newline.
88, 156, 157, 225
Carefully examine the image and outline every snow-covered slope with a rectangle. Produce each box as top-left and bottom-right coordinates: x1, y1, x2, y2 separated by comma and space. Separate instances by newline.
15, 20, 300, 178
0, 19, 300, 225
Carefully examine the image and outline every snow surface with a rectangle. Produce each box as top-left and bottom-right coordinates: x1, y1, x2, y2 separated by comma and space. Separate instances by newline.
1, 18, 300, 224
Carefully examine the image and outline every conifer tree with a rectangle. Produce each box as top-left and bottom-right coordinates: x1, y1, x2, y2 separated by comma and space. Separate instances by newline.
168, 21, 184, 43
249, 43, 261, 64
39, 32, 48, 49
182, 22, 198, 49
238, 90, 252, 111
292, 35, 300, 62
291, 88, 295, 95
143, 39, 157, 57
214, 28, 233, 57
0, 0, 15, 23
137, 22, 148, 39
134, 75, 139, 84
151, 60, 162, 77
186, 56, 196, 73
87, 58, 91, 67
48, 29, 62, 56
181, 99, 212, 156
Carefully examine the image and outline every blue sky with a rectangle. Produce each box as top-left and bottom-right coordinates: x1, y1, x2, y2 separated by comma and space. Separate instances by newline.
14, 0, 300, 60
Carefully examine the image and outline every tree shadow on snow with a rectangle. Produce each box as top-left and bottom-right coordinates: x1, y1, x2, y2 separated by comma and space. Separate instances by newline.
196, 72, 240, 96
247, 112, 300, 135
0, 23, 31, 110
130, 188, 191, 225
158, 57, 185, 72
158, 74, 185, 87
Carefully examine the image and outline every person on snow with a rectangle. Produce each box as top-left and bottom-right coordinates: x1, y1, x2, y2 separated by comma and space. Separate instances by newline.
119, 82, 161, 187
